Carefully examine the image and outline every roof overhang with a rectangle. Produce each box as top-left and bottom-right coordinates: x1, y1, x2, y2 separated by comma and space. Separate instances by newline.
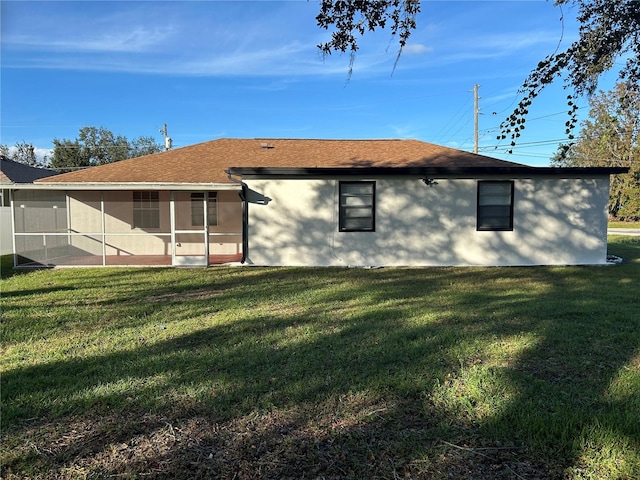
12, 182, 241, 191
226, 166, 630, 179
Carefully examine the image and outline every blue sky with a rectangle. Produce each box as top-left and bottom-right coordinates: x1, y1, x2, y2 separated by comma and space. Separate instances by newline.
0, 0, 618, 166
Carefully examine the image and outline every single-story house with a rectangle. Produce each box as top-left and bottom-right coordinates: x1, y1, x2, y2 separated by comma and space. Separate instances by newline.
1, 156, 58, 255
6, 138, 627, 267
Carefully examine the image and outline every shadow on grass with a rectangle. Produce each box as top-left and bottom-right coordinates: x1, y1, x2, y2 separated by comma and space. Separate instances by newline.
0, 254, 20, 279
2, 246, 639, 478
608, 236, 640, 263
480, 271, 640, 476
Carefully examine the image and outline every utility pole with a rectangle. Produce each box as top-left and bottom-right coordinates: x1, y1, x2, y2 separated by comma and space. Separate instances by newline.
160, 123, 172, 151
473, 84, 480, 154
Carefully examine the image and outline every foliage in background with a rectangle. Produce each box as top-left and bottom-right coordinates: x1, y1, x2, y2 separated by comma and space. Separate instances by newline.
2, 128, 163, 170
0, 141, 38, 166
552, 82, 640, 220
50, 126, 163, 171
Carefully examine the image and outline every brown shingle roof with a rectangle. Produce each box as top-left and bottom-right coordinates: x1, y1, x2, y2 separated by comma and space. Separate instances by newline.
39, 138, 529, 184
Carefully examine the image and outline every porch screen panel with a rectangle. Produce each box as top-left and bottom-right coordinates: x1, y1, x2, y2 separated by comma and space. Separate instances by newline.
67, 192, 103, 259
208, 191, 243, 259
14, 235, 103, 267
104, 191, 171, 262
174, 192, 207, 263
104, 191, 170, 234
13, 190, 72, 266
174, 192, 197, 231
191, 192, 218, 227
13, 190, 67, 234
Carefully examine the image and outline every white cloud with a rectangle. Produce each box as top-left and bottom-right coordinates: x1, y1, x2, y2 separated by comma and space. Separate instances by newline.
4, 37, 397, 78
177, 42, 313, 76
471, 31, 562, 53
1, 1, 414, 78
388, 124, 421, 139
402, 44, 433, 55
34, 147, 53, 165
5, 26, 174, 53
6, 146, 52, 166
0, 2, 563, 79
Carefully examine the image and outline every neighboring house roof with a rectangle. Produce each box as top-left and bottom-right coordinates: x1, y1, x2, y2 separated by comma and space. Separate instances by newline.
1, 156, 58, 184
36, 138, 628, 185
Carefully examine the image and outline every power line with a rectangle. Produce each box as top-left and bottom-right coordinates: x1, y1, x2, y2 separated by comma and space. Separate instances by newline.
479, 138, 569, 149
435, 96, 473, 144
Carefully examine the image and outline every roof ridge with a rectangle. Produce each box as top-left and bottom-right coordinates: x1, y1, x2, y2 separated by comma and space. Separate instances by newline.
249, 138, 416, 142
36, 137, 544, 185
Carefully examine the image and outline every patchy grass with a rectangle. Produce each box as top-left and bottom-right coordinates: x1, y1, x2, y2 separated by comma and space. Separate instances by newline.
1, 239, 639, 479
609, 221, 640, 229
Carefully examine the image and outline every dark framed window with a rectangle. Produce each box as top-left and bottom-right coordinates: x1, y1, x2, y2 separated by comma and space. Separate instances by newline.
133, 191, 160, 229
339, 181, 375, 232
477, 181, 514, 231
191, 192, 218, 227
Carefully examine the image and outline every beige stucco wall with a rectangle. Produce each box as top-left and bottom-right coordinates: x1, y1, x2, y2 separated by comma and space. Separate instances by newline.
243, 176, 610, 266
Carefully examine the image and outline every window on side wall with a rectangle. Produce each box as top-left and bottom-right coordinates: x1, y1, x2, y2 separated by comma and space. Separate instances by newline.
191, 192, 218, 227
339, 181, 375, 232
477, 181, 514, 231
132, 191, 160, 229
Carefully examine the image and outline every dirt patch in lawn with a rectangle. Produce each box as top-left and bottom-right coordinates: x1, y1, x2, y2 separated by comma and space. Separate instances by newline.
2, 398, 553, 480
149, 288, 229, 303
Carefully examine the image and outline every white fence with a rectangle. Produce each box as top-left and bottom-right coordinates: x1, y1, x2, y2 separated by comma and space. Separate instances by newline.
0, 207, 12, 255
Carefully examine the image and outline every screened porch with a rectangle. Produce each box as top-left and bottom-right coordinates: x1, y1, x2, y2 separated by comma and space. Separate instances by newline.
11, 188, 244, 267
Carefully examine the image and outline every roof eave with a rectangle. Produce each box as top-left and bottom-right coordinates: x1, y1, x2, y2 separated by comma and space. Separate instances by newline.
226, 166, 630, 178
15, 182, 241, 191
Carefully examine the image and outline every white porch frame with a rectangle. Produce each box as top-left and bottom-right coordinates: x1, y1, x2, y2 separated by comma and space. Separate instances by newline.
10, 183, 243, 267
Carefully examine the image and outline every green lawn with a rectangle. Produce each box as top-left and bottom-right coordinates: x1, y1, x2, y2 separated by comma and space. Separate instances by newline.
2, 238, 639, 479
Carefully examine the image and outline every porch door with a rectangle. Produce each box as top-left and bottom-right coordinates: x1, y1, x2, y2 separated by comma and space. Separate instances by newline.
171, 191, 209, 266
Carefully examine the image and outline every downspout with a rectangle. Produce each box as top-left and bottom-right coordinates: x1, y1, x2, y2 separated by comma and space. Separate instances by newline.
225, 170, 248, 264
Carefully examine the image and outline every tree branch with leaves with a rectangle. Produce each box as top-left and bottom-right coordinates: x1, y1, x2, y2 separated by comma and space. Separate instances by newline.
552, 82, 640, 220
500, 0, 640, 150
314, 0, 640, 149
316, 0, 421, 76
